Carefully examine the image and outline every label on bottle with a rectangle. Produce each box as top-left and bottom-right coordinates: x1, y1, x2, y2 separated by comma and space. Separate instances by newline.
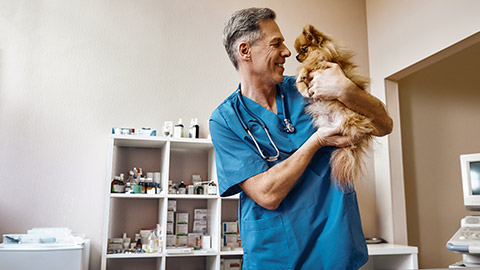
208, 185, 217, 195
113, 184, 124, 193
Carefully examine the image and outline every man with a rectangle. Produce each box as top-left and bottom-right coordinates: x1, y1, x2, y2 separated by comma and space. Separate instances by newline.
209, 7, 392, 270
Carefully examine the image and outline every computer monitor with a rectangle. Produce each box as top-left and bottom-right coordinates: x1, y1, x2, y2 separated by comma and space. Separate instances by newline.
461, 153, 480, 211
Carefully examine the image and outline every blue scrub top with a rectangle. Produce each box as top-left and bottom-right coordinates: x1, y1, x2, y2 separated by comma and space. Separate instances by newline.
209, 76, 368, 270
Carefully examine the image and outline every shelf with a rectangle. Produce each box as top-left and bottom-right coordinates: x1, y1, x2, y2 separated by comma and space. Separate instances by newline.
366, 244, 418, 255
169, 138, 213, 151
219, 250, 243, 256
165, 250, 217, 257
221, 194, 239, 200
112, 135, 168, 148
106, 253, 163, 259
110, 193, 166, 199
167, 194, 218, 199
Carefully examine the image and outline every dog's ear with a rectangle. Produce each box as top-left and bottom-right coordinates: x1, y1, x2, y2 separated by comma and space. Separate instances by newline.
303, 24, 323, 46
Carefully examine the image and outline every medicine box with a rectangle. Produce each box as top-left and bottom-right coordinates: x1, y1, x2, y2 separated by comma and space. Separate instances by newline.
223, 259, 242, 270
222, 234, 237, 246
201, 235, 211, 250
187, 233, 202, 248
176, 223, 188, 236
176, 213, 189, 224
193, 220, 207, 234
222, 222, 237, 234
176, 235, 188, 247
166, 235, 176, 247
167, 212, 174, 223
166, 223, 174, 235
168, 200, 177, 212
194, 209, 207, 220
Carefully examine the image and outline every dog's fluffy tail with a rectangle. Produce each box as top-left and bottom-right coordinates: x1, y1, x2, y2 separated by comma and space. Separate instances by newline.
330, 136, 372, 189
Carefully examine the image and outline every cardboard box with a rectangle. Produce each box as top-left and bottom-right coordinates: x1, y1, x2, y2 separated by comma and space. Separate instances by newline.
194, 209, 207, 220
193, 220, 207, 234
176, 223, 188, 236
176, 213, 189, 224
168, 200, 176, 212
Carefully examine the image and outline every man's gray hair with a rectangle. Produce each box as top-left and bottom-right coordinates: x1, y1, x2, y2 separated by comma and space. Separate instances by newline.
223, 8, 276, 70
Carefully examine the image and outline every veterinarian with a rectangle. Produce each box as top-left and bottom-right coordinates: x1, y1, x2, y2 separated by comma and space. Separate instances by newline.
209, 7, 392, 270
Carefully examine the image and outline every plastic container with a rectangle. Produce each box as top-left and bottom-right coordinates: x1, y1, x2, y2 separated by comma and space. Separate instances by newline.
0, 239, 90, 270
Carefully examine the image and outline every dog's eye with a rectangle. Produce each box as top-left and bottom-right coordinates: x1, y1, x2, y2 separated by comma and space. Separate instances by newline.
301, 46, 308, 53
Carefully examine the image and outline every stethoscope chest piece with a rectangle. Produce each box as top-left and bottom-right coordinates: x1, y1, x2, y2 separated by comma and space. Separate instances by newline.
284, 119, 295, 133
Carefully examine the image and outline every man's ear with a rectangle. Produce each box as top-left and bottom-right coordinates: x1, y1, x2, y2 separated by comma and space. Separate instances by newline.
238, 42, 251, 59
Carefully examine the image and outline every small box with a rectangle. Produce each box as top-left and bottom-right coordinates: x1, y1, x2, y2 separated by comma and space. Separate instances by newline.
176, 223, 188, 236
224, 259, 242, 270
137, 128, 157, 136
176, 213, 189, 224
187, 233, 202, 248
168, 200, 177, 212
193, 220, 207, 234
222, 222, 237, 234
176, 235, 188, 247
201, 235, 211, 250
167, 212, 174, 223
223, 234, 237, 246
166, 235, 176, 247
194, 209, 207, 220
166, 223, 174, 235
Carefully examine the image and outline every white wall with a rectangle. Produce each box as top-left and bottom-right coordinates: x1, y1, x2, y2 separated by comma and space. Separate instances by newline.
398, 42, 480, 268
0, 1, 372, 269
366, 0, 480, 244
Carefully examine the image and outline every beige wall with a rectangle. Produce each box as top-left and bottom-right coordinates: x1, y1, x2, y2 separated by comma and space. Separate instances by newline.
366, 0, 480, 244
0, 1, 372, 269
398, 42, 480, 268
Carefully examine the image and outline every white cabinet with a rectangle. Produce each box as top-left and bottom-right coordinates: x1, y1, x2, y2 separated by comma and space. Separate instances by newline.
100, 135, 239, 270
100, 135, 417, 270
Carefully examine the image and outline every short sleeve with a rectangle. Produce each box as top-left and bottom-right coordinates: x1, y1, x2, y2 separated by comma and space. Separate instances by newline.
209, 113, 269, 197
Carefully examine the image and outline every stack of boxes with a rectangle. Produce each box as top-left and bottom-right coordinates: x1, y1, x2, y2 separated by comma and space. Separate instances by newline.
221, 220, 241, 250
166, 200, 210, 250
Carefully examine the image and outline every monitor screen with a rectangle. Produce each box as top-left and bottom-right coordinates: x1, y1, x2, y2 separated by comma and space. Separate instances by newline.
471, 161, 480, 195
461, 154, 480, 211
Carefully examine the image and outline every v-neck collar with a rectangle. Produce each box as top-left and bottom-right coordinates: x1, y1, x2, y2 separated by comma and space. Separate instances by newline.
238, 84, 285, 121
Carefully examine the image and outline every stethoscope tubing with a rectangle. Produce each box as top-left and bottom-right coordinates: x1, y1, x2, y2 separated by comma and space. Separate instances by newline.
234, 86, 294, 162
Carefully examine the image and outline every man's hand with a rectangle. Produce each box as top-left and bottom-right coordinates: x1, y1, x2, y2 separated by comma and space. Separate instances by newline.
313, 126, 360, 148
308, 62, 354, 102
306, 62, 393, 136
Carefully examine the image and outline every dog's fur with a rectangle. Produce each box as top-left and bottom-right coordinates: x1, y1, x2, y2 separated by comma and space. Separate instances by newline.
294, 24, 375, 189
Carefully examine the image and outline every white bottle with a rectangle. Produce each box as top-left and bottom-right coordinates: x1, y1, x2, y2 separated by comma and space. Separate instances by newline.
174, 118, 184, 138
189, 118, 199, 139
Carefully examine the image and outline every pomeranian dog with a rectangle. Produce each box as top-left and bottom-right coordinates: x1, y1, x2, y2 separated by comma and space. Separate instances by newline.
294, 24, 375, 189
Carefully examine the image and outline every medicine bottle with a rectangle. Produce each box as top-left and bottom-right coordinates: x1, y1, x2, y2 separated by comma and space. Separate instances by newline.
174, 118, 184, 138
189, 118, 199, 139
146, 178, 156, 194
138, 177, 146, 194
207, 181, 217, 195
178, 181, 186, 194
195, 183, 204, 195
124, 171, 136, 194
111, 175, 125, 193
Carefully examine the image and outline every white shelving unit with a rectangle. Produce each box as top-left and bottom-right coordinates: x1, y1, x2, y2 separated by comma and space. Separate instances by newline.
101, 135, 417, 270
100, 135, 239, 270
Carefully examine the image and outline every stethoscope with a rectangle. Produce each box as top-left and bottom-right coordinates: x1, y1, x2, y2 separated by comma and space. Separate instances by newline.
233, 85, 295, 162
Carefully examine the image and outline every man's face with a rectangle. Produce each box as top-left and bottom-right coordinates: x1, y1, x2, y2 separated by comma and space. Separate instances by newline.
249, 20, 291, 85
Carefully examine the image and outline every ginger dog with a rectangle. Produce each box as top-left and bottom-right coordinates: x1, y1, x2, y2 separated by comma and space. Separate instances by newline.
294, 24, 375, 189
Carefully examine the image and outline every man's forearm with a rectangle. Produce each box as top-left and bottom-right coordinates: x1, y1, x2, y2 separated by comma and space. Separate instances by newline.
340, 81, 393, 136
239, 134, 321, 210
